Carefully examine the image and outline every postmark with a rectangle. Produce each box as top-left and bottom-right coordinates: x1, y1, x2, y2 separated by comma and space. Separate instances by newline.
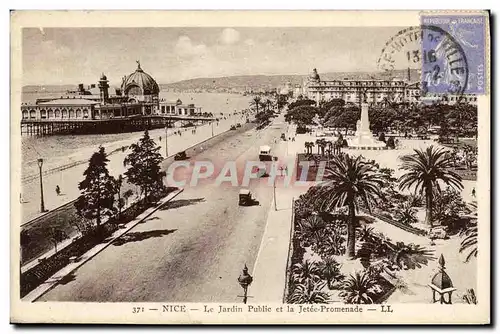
377, 14, 487, 97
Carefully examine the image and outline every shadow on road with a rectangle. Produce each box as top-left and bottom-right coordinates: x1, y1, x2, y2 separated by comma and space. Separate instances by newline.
112, 229, 177, 246
159, 198, 205, 211
141, 216, 161, 224
46, 272, 77, 286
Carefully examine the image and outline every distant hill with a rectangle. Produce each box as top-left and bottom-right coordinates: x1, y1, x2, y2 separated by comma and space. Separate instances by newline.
22, 69, 420, 95
160, 69, 420, 93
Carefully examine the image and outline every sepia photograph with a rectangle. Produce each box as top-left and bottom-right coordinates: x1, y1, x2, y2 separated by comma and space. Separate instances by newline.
10, 10, 491, 324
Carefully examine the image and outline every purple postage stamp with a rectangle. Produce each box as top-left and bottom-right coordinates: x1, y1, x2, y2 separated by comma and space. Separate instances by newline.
420, 14, 487, 95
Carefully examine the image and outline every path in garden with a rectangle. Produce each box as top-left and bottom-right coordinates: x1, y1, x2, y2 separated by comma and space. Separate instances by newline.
369, 217, 477, 304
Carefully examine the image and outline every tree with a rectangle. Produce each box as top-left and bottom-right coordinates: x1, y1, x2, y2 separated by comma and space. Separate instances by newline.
250, 96, 263, 114
75, 146, 117, 227
292, 259, 321, 284
399, 146, 463, 226
317, 257, 344, 289
288, 279, 330, 304
339, 271, 381, 304
395, 201, 418, 226
49, 228, 67, 253
326, 107, 359, 135
460, 222, 477, 262
123, 189, 134, 207
124, 130, 166, 203
285, 105, 317, 127
115, 174, 125, 221
304, 154, 385, 258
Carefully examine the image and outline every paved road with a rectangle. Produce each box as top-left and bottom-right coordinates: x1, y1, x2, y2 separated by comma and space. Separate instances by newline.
20, 112, 248, 224
38, 119, 284, 302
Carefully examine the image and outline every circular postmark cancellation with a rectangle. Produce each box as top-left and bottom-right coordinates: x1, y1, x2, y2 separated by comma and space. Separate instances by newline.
377, 25, 469, 98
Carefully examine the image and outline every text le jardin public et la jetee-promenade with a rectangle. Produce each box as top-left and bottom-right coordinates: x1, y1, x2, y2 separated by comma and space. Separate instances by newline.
135, 304, 395, 314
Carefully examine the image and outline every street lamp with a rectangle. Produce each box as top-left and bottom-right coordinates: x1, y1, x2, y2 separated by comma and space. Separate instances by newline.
165, 125, 169, 157
37, 158, 46, 212
237, 264, 253, 304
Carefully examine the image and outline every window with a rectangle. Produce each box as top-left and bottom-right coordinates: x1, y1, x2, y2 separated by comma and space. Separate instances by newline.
61, 109, 68, 118
48, 109, 54, 118
30, 110, 36, 119
76, 109, 82, 118
40, 110, 47, 119
69, 110, 75, 118
22, 110, 28, 119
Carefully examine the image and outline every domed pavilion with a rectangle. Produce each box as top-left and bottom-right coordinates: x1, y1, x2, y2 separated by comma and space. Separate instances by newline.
121, 61, 160, 114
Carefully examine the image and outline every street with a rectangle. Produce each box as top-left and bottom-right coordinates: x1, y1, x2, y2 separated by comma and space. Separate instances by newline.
38, 117, 285, 302
20, 112, 246, 224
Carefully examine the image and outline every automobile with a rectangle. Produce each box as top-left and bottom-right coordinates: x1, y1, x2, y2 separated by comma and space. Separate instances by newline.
238, 189, 260, 206
280, 133, 287, 141
236, 123, 242, 128
259, 145, 272, 161
230, 125, 237, 130
174, 151, 188, 160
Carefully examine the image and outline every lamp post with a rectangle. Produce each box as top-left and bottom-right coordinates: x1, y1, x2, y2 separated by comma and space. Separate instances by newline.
273, 176, 278, 211
165, 125, 169, 157
428, 254, 456, 304
37, 158, 46, 213
237, 264, 253, 304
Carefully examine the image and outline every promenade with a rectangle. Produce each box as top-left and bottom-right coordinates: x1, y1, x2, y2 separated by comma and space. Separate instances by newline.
20, 112, 247, 224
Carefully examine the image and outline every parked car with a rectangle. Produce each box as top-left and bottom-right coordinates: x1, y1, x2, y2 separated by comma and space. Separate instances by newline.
236, 123, 242, 128
174, 151, 188, 160
238, 189, 260, 206
230, 125, 237, 130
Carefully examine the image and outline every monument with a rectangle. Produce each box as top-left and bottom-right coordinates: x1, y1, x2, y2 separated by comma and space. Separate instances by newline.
348, 94, 386, 149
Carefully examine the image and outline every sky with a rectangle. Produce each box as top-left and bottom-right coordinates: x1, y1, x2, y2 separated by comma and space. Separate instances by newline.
22, 27, 407, 86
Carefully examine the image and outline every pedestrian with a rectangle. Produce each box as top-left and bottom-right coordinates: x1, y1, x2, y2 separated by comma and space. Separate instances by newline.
55, 185, 61, 196
19, 193, 24, 204
472, 188, 476, 198
159, 136, 162, 142
284, 166, 288, 176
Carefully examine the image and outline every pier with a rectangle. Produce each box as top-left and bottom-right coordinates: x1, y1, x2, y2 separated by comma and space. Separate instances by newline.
21, 115, 216, 136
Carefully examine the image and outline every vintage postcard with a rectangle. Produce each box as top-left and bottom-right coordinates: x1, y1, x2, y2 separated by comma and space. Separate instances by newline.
10, 10, 491, 324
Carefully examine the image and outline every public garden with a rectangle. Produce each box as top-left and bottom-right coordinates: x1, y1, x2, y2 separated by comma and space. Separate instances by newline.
283, 95, 479, 305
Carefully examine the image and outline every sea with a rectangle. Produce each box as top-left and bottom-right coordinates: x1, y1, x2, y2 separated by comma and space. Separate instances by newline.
20, 89, 252, 178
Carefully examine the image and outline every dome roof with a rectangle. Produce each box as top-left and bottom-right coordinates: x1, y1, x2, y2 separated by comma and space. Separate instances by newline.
122, 61, 160, 96
309, 68, 320, 81
431, 255, 454, 290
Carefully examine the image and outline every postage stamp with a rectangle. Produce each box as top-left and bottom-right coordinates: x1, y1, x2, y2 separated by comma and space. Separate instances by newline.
420, 14, 488, 95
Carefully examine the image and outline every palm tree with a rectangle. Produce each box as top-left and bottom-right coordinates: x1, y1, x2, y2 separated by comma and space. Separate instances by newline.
288, 279, 330, 304
318, 257, 344, 289
339, 271, 381, 304
250, 96, 262, 114
296, 215, 327, 247
306, 154, 385, 258
292, 259, 321, 284
460, 222, 477, 262
304, 142, 314, 154
399, 145, 463, 226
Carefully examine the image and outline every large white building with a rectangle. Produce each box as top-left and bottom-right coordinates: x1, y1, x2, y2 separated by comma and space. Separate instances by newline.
303, 68, 421, 105
301, 68, 477, 106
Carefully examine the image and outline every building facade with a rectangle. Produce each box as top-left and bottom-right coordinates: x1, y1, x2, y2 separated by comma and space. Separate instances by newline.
21, 62, 202, 122
302, 68, 476, 106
